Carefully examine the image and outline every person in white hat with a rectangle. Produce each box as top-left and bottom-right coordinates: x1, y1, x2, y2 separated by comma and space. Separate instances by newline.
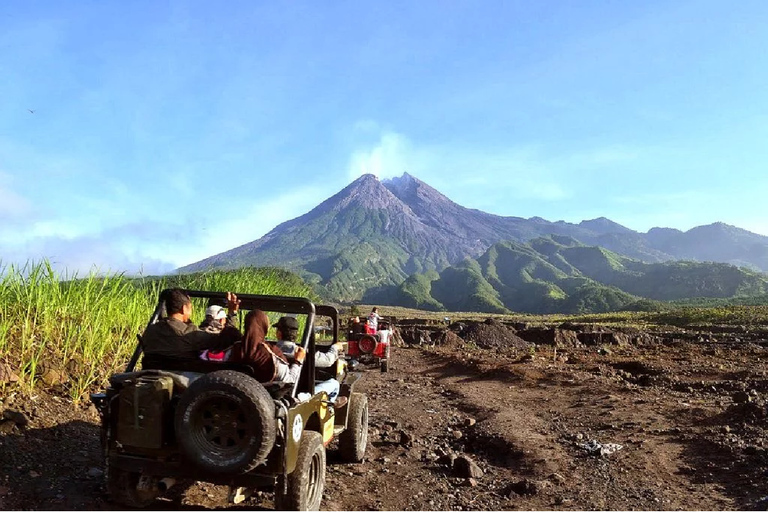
199, 304, 230, 334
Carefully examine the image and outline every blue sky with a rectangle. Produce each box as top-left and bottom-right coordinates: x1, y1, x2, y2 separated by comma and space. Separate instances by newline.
2, 0, 768, 274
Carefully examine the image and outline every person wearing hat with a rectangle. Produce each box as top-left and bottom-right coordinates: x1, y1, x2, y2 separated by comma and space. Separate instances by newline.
199, 304, 234, 334
272, 316, 345, 402
198, 305, 239, 361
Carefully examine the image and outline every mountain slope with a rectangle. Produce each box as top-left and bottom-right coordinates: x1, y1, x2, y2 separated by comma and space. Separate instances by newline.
179, 173, 768, 302
390, 237, 768, 314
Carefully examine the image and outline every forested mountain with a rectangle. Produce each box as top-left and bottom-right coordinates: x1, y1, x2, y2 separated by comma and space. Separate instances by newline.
180, 173, 768, 309
387, 236, 768, 314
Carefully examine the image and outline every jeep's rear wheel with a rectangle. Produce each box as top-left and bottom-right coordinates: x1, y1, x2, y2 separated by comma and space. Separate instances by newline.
107, 467, 158, 508
274, 431, 325, 511
175, 370, 275, 475
338, 392, 368, 462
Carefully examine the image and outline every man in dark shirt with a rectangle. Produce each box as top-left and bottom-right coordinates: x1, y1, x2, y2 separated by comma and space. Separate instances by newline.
141, 288, 242, 365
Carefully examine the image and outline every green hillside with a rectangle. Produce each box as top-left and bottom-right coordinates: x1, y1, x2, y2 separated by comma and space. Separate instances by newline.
387, 236, 768, 314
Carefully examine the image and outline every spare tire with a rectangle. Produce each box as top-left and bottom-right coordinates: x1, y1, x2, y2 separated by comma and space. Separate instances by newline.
358, 335, 377, 354
174, 370, 275, 474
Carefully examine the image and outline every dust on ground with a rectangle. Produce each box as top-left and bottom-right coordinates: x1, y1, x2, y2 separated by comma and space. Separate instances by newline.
2, 319, 768, 510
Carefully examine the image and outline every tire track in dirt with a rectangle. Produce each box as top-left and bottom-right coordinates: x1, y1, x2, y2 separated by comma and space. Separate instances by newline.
326, 345, 742, 510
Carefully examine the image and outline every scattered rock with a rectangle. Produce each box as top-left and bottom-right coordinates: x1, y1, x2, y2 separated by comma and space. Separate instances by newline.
733, 391, 753, 404
399, 430, 414, 447
29, 470, 40, 478
0, 364, 19, 383
40, 369, 68, 387
452, 430, 463, 440
506, 478, 539, 497
2, 410, 29, 427
453, 455, 483, 479
753, 496, 768, 511
549, 473, 566, 484
465, 478, 478, 488
87, 467, 104, 478
438, 453, 457, 468
579, 439, 623, 457
464, 417, 476, 427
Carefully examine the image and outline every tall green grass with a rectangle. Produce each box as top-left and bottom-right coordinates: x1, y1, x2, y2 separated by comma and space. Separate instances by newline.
0, 261, 314, 400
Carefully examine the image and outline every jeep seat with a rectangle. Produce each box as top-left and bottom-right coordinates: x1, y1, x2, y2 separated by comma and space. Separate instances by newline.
141, 353, 257, 376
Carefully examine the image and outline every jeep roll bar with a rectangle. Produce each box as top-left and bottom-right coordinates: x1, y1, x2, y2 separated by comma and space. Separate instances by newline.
126, 290, 317, 395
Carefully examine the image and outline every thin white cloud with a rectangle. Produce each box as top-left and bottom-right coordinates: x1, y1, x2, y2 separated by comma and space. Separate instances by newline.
0, 185, 31, 218
345, 130, 574, 202
347, 132, 414, 180
0, 182, 333, 274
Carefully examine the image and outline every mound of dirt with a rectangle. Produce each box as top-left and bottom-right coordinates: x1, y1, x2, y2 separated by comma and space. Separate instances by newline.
460, 319, 531, 350
433, 330, 464, 347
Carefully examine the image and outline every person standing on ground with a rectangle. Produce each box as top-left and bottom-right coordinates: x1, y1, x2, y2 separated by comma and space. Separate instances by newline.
366, 307, 381, 335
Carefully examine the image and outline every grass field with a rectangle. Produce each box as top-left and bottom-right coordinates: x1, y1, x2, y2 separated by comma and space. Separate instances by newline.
0, 261, 313, 400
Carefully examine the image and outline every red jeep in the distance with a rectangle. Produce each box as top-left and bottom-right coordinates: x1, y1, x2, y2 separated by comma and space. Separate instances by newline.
346, 318, 392, 373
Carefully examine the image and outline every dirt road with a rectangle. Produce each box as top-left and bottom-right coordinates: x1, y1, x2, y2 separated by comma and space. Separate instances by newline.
1, 337, 767, 510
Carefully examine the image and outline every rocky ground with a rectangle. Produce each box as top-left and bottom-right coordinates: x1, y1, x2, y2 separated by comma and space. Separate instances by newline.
2, 319, 768, 510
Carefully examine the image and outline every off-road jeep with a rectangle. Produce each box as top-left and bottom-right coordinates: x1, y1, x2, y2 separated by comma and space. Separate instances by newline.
346, 318, 392, 372
90, 290, 368, 511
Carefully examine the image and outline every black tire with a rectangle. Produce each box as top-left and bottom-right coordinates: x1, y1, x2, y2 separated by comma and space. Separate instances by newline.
107, 466, 158, 508
380, 359, 389, 373
174, 370, 275, 475
274, 431, 326, 511
338, 393, 368, 462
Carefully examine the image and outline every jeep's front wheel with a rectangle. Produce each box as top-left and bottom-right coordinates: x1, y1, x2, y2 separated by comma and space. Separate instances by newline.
274, 431, 325, 511
338, 393, 368, 462
107, 467, 158, 508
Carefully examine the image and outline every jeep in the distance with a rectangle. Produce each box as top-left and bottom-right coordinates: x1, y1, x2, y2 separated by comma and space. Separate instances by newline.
90, 289, 368, 511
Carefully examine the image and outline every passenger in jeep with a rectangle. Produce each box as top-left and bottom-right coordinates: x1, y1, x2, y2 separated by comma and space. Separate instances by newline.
230, 309, 306, 384
142, 288, 242, 366
199, 304, 232, 333
198, 304, 237, 361
272, 316, 343, 401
